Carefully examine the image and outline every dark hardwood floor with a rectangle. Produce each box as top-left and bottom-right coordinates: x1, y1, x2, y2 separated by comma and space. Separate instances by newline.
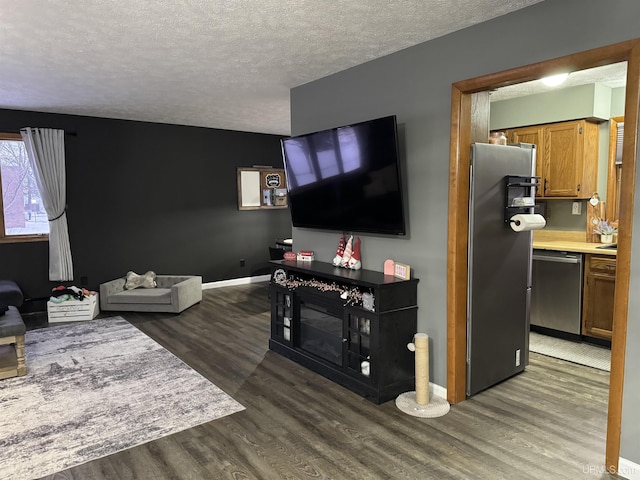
42, 283, 611, 479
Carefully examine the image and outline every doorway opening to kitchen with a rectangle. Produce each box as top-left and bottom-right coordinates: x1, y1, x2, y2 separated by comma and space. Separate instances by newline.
489, 62, 626, 371
446, 38, 640, 473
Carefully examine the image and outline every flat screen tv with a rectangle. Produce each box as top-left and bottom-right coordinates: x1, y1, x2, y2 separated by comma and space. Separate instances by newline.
281, 115, 406, 236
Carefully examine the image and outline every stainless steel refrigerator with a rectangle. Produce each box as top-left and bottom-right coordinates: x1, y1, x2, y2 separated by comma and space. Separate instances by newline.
466, 143, 536, 397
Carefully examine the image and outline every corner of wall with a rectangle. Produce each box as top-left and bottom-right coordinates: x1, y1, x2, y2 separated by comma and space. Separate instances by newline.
593, 83, 613, 120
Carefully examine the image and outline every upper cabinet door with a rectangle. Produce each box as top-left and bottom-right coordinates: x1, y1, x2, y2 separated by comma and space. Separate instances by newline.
544, 121, 583, 197
505, 119, 598, 199
509, 126, 545, 197
543, 120, 599, 198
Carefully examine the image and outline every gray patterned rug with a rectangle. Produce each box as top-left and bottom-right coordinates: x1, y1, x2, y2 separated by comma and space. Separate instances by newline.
0, 316, 245, 480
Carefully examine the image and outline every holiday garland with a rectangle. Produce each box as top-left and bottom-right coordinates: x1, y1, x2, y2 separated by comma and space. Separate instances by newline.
272, 269, 365, 307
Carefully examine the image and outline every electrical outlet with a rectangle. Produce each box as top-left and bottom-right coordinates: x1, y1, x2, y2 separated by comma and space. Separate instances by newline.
80, 276, 88, 286
240, 259, 245, 267
572, 201, 582, 215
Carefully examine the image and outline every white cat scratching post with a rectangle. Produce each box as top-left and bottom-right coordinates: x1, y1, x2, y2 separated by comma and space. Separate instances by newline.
396, 333, 450, 418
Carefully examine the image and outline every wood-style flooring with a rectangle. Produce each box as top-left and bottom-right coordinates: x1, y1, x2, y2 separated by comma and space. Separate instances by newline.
40, 283, 610, 479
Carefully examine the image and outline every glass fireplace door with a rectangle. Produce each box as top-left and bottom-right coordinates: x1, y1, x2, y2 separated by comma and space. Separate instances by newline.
298, 294, 344, 366
346, 312, 372, 378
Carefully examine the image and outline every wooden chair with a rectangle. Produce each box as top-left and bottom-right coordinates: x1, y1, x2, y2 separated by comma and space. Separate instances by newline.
0, 307, 27, 380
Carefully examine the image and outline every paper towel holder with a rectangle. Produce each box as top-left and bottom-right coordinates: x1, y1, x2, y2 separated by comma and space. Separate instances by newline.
504, 175, 540, 224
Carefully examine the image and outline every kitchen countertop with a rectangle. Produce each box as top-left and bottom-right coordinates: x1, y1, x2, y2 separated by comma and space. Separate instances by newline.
532, 239, 617, 256
532, 230, 616, 256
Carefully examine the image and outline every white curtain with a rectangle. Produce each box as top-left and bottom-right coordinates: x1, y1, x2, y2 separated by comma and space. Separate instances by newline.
20, 128, 73, 281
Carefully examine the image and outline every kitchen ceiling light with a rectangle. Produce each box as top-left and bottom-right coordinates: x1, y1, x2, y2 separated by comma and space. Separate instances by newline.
541, 73, 569, 86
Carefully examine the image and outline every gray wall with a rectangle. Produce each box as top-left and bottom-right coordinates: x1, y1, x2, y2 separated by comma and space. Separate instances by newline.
611, 87, 627, 117
491, 83, 612, 129
539, 200, 586, 231
289, 0, 640, 466
0, 108, 292, 307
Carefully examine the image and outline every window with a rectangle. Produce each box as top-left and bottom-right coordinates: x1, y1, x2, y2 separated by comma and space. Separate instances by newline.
0, 133, 49, 242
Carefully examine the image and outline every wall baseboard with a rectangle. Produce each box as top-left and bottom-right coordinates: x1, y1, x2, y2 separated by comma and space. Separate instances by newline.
430, 382, 447, 399
202, 275, 270, 290
618, 458, 640, 480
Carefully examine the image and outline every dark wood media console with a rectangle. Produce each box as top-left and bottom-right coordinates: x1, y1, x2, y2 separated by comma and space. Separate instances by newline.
268, 260, 419, 404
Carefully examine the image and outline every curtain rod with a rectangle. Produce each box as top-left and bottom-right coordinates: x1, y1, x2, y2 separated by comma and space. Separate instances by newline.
16, 128, 77, 136
1, 128, 77, 136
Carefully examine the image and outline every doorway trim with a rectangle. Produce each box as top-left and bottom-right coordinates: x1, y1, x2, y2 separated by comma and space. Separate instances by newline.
447, 38, 640, 473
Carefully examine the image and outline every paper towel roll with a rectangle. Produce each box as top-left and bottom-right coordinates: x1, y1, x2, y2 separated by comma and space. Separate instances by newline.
509, 213, 546, 232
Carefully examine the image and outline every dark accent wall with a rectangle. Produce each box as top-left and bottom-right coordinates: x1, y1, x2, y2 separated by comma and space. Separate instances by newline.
0, 109, 291, 304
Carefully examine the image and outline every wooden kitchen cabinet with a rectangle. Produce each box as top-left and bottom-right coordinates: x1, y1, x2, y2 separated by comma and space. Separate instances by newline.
582, 254, 616, 340
508, 125, 544, 196
506, 119, 599, 199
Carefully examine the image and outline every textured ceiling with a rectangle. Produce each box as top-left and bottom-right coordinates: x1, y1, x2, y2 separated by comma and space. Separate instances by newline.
1, 0, 544, 135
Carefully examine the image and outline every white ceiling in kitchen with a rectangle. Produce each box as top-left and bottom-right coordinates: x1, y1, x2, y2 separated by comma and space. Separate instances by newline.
490, 62, 628, 102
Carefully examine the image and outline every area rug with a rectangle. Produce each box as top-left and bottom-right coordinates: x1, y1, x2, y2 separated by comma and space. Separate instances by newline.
530, 332, 611, 372
0, 316, 245, 480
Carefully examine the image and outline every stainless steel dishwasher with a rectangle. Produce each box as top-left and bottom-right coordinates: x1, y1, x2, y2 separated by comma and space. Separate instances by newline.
530, 250, 583, 335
